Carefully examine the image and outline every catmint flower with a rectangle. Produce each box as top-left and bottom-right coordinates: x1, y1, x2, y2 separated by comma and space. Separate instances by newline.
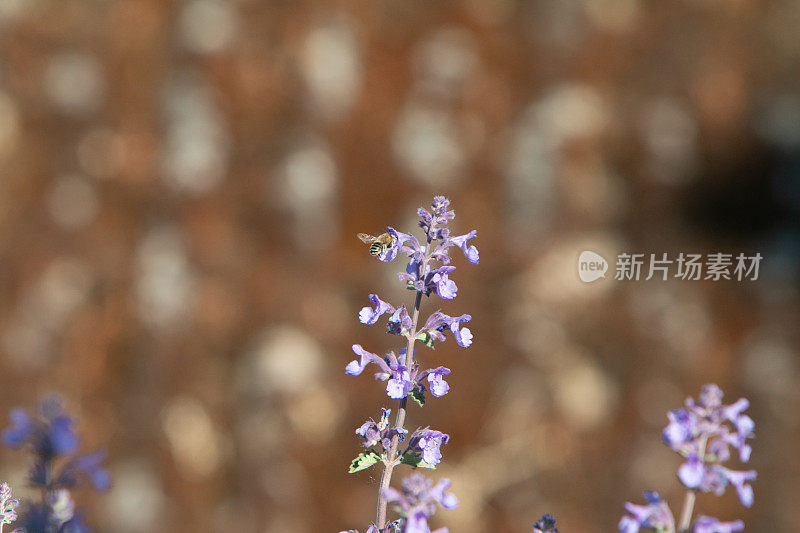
0, 482, 20, 527
3, 397, 111, 533
620, 385, 756, 533
346, 346, 452, 400
418, 313, 473, 348
383, 474, 457, 533
345, 197, 476, 533
360, 295, 396, 325
356, 409, 408, 452
387, 308, 414, 337
533, 513, 559, 533
407, 429, 449, 466
619, 492, 675, 533
662, 385, 756, 506
418, 196, 455, 241
445, 230, 479, 265
420, 367, 450, 397
2, 402, 79, 458
691, 516, 744, 533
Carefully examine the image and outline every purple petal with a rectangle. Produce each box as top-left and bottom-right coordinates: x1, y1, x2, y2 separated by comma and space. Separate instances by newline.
679, 454, 705, 489
346, 345, 391, 376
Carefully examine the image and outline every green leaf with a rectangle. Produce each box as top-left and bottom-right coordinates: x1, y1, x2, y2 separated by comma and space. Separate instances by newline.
409, 387, 426, 407
349, 449, 382, 473
416, 332, 435, 349
400, 452, 436, 469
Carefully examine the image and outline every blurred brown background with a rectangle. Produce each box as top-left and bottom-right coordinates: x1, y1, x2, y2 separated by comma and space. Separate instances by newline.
0, 0, 798, 531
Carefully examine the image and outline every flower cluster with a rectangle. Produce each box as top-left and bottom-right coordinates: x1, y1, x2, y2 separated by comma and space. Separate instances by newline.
663, 385, 756, 507
344, 197, 476, 533
0, 482, 22, 533
533, 513, 559, 533
346, 346, 452, 400
356, 409, 408, 452
383, 474, 458, 533
619, 385, 755, 533
2, 396, 111, 533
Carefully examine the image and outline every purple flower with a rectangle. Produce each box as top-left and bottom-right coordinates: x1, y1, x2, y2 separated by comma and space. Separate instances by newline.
346, 345, 452, 401
619, 492, 675, 533
446, 230, 479, 265
346, 345, 393, 377
419, 313, 473, 348
3, 396, 110, 533
662, 385, 756, 506
2, 409, 34, 449
408, 429, 449, 466
0, 482, 19, 526
387, 366, 413, 399
431, 268, 458, 299
387, 307, 414, 337
360, 294, 396, 325
422, 367, 451, 397
356, 409, 407, 452
418, 196, 456, 242
2, 397, 80, 458
383, 474, 457, 533
678, 453, 705, 489
691, 516, 744, 533
533, 514, 558, 533
65, 450, 112, 492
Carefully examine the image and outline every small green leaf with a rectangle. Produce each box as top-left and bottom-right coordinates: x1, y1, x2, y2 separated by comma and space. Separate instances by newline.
409, 387, 426, 407
400, 452, 436, 469
349, 449, 382, 473
416, 332, 435, 349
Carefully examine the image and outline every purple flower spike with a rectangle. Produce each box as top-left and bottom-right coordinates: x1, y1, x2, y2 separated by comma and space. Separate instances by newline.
345, 197, 478, 533
360, 294, 396, 325
662, 385, 757, 506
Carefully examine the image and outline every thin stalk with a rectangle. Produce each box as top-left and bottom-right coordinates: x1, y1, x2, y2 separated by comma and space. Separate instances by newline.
677, 435, 708, 532
376, 237, 433, 530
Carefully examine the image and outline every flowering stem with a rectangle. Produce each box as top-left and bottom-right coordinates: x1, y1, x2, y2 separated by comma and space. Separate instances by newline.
678, 435, 708, 532
376, 240, 431, 530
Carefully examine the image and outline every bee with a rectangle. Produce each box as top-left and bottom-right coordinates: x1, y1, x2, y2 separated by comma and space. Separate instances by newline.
357, 231, 396, 256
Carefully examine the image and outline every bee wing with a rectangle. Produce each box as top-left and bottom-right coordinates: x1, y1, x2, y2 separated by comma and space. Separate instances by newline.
357, 233, 378, 244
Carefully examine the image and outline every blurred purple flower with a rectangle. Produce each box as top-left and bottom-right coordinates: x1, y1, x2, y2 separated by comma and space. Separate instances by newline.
383, 474, 457, 533
691, 516, 744, 533
533, 514, 558, 533
662, 385, 756, 504
2, 396, 111, 533
619, 492, 675, 533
